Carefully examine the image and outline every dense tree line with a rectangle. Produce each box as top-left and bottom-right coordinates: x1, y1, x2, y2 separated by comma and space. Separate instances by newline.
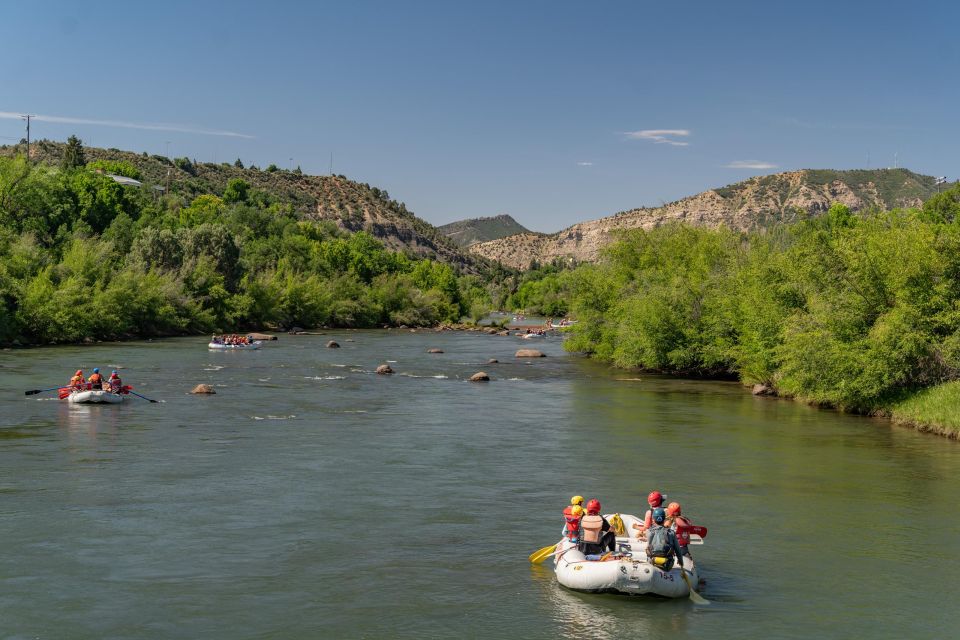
0, 151, 492, 345
516, 191, 960, 413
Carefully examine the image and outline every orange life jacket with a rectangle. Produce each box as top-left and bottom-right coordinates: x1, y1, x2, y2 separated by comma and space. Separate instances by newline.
88, 373, 103, 386
70, 375, 85, 387
579, 515, 604, 544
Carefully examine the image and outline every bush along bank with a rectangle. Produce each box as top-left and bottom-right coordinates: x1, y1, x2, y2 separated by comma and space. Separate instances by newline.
0, 152, 497, 346
545, 189, 960, 438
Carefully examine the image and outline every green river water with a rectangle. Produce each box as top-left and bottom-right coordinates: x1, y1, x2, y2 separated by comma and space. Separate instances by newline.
1, 331, 958, 639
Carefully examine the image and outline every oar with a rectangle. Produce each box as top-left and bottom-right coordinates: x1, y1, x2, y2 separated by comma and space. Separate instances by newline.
24, 386, 66, 396
126, 390, 159, 403
529, 544, 557, 564
679, 565, 710, 605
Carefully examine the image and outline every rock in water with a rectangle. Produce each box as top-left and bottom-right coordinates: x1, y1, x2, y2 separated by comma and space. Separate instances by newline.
487, 358, 499, 364
515, 349, 545, 358
469, 372, 490, 382
376, 364, 394, 375
427, 348, 444, 354
326, 340, 340, 348
752, 383, 775, 396
248, 332, 277, 341
191, 384, 216, 394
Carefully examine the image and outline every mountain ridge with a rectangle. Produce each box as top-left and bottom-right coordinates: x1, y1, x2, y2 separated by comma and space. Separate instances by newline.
470, 168, 944, 269
437, 214, 534, 246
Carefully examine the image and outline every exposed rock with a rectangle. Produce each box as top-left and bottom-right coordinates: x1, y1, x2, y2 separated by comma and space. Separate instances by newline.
247, 332, 277, 341
427, 348, 444, 354
515, 349, 545, 358
487, 358, 499, 364
469, 169, 936, 269
497, 330, 510, 336
289, 326, 304, 334
752, 383, 775, 396
191, 384, 216, 394
469, 371, 490, 382
326, 340, 340, 348
376, 364, 394, 375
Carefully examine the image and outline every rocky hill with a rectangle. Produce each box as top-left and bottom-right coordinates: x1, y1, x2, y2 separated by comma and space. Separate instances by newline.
437, 214, 534, 247
3, 140, 483, 272
471, 169, 943, 269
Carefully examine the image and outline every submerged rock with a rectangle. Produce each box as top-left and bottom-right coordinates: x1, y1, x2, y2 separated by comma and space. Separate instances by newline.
427, 348, 444, 354
376, 364, 394, 375
515, 349, 545, 358
487, 358, 499, 364
191, 384, 216, 394
326, 340, 340, 349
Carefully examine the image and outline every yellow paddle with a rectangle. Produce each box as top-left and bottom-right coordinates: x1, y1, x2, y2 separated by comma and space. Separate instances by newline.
679, 565, 710, 605
528, 544, 558, 564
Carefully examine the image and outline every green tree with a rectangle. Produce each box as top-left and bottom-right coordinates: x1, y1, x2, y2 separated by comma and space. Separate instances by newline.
223, 178, 250, 204
61, 135, 86, 170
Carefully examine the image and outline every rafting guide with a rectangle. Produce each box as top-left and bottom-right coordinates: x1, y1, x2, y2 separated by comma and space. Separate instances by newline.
530, 489, 709, 603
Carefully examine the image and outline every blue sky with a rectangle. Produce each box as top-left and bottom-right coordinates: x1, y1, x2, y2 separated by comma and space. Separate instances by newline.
1, 0, 957, 231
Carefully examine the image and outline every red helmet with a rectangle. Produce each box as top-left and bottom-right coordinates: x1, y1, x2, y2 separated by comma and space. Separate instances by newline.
666, 501, 681, 516
647, 491, 663, 507
586, 499, 601, 514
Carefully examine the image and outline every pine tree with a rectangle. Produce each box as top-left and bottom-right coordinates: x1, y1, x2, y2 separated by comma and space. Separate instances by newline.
61, 135, 86, 170
234, 158, 244, 168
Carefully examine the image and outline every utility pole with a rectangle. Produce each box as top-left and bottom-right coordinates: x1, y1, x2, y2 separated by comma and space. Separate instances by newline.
328, 151, 334, 176
21, 114, 33, 161
935, 176, 947, 194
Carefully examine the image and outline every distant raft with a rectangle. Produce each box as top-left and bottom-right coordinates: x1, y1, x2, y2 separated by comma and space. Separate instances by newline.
66, 390, 125, 404
553, 513, 701, 598
208, 340, 262, 350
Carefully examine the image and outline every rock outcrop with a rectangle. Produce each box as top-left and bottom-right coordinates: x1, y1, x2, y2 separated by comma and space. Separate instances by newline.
470, 169, 937, 269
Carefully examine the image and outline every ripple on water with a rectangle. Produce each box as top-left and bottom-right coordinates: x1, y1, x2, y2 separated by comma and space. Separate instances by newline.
251, 415, 297, 421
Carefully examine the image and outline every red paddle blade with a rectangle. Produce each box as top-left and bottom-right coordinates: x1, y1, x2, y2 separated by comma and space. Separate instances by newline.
677, 525, 708, 539
58, 388, 70, 399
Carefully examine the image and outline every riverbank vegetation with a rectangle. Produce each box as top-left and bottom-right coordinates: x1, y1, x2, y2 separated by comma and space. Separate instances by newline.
0, 149, 493, 345
512, 188, 960, 434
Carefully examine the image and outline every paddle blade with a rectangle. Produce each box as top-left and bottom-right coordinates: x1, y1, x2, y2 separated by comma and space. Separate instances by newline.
679, 568, 710, 605
611, 513, 626, 537
58, 388, 71, 400
528, 544, 557, 564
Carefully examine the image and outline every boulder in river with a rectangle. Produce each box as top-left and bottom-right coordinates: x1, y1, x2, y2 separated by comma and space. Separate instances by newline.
326, 340, 340, 349
487, 358, 499, 364
191, 384, 216, 395
376, 364, 394, 375
248, 332, 277, 341
427, 348, 444, 354
752, 383, 775, 396
515, 349, 545, 358
469, 372, 490, 382
288, 326, 304, 334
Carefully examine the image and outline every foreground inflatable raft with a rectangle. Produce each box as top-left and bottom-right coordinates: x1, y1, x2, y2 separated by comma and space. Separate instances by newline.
67, 390, 125, 404
554, 513, 700, 598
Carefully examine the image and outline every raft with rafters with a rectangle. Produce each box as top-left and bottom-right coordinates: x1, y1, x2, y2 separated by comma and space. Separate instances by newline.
553, 513, 701, 598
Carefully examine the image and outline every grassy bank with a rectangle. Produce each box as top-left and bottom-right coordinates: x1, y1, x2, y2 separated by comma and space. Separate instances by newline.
889, 382, 960, 438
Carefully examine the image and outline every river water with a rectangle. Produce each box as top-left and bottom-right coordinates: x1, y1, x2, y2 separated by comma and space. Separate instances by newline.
1, 331, 958, 639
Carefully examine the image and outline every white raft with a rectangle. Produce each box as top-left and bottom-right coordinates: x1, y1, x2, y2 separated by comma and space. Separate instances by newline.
554, 513, 699, 598
67, 390, 125, 404
208, 340, 262, 350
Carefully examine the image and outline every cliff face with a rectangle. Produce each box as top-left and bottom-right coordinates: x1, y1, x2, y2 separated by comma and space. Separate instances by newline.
469, 169, 938, 269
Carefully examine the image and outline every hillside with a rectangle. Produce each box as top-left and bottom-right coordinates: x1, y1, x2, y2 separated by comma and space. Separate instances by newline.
2, 140, 483, 273
437, 214, 534, 246
471, 169, 944, 269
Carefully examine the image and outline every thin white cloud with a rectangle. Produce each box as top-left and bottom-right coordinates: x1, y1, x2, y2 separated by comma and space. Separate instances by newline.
576, 161, 593, 166
0, 110, 254, 139
724, 160, 778, 169
623, 129, 691, 146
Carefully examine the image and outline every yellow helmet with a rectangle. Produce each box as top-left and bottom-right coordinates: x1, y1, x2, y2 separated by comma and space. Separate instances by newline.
571, 495, 584, 506
571, 505, 584, 517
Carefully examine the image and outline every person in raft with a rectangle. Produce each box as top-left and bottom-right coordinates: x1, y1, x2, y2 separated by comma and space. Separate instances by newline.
69, 370, 85, 390
645, 507, 684, 571
87, 368, 104, 390
562, 496, 585, 541
633, 490, 666, 539
578, 499, 616, 557
107, 371, 123, 393
665, 502, 694, 558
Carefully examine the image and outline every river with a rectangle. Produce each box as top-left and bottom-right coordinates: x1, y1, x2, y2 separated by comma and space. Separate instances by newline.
2, 331, 958, 639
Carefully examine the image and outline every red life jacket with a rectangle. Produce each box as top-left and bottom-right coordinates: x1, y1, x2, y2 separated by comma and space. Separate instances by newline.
562, 506, 581, 540
672, 515, 692, 547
